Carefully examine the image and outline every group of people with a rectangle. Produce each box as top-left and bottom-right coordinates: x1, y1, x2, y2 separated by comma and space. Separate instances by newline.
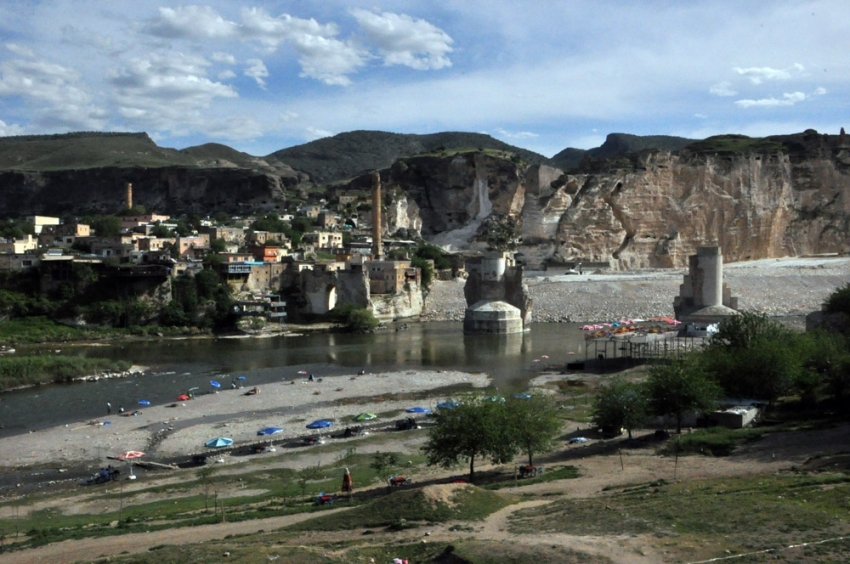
106, 402, 126, 415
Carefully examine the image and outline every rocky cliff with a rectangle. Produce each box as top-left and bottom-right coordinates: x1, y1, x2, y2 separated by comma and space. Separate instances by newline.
368, 131, 850, 269
0, 165, 305, 217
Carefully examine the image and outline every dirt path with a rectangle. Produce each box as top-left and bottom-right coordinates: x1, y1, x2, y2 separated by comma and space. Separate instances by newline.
0, 507, 352, 564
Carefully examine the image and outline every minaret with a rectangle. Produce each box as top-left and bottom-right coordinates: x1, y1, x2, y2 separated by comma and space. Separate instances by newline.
371, 171, 383, 260
125, 182, 133, 210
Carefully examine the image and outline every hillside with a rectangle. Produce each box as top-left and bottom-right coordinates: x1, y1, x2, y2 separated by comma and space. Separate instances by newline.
268, 130, 553, 184
552, 133, 696, 171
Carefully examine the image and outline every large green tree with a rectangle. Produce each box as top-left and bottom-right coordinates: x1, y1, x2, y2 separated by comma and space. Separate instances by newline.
504, 393, 562, 466
591, 379, 648, 439
645, 357, 721, 433
423, 394, 516, 482
702, 312, 799, 402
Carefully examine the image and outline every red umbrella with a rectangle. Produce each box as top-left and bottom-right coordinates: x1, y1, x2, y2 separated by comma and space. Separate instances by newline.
117, 451, 144, 479
177, 394, 190, 401
342, 467, 353, 493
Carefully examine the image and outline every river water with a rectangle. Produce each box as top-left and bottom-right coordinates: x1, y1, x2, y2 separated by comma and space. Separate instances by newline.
0, 322, 589, 436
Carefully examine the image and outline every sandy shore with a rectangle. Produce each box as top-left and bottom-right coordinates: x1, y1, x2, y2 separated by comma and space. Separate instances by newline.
0, 370, 490, 471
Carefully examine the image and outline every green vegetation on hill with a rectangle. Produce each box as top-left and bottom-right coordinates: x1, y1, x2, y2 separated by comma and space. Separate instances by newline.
268, 130, 552, 184
0, 132, 198, 171
682, 134, 786, 155
552, 133, 696, 171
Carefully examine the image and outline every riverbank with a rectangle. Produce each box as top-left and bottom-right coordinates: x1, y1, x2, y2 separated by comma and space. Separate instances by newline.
423, 255, 850, 322
0, 369, 490, 472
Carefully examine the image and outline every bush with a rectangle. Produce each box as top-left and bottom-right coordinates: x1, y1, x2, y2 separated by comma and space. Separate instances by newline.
824, 283, 850, 317
330, 303, 379, 332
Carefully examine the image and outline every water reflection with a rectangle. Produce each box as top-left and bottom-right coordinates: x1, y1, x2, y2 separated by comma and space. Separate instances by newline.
0, 322, 589, 434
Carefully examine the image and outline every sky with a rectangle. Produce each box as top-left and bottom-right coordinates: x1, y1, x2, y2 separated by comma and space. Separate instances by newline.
0, 1, 847, 158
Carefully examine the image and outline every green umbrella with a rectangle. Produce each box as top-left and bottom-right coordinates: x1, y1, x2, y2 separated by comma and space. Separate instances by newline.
354, 413, 377, 422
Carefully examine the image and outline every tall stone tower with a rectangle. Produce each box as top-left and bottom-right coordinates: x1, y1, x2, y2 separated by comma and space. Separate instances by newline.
125, 182, 133, 210
371, 171, 383, 260
673, 246, 740, 323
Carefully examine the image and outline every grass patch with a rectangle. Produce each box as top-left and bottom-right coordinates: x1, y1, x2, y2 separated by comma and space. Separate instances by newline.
0, 353, 132, 390
661, 426, 769, 456
483, 465, 580, 490
288, 485, 515, 531
509, 472, 850, 562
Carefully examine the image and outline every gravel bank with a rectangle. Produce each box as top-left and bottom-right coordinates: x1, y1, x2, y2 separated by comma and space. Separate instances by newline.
422, 256, 850, 323
0, 370, 490, 471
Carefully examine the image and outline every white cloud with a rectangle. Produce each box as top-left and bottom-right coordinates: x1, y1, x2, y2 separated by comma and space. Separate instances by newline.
733, 63, 804, 84
735, 91, 807, 108
0, 55, 107, 129
351, 9, 453, 70
0, 119, 25, 136
693, 113, 708, 119
813, 86, 827, 95
146, 6, 238, 39
5, 43, 35, 57
212, 52, 236, 65
306, 125, 334, 140
110, 52, 237, 131
218, 70, 236, 80
244, 59, 268, 88
495, 127, 538, 139
709, 81, 737, 97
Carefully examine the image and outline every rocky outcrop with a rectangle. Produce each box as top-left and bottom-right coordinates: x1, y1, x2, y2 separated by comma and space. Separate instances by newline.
374, 134, 850, 270
0, 165, 305, 217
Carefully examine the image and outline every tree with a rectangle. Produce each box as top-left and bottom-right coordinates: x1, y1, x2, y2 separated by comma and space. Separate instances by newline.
702, 312, 799, 402
151, 223, 172, 238
504, 393, 562, 466
591, 379, 648, 439
411, 256, 434, 289
84, 215, 122, 237
823, 283, 850, 318
370, 451, 399, 483
645, 357, 721, 433
423, 394, 516, 482
330, 303, 379, 332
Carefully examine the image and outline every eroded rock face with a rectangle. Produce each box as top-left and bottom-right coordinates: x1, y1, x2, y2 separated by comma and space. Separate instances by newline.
0, 164, 305, 216
383, 148, 850, 269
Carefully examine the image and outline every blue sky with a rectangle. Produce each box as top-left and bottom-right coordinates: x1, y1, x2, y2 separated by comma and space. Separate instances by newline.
0, 1, 847, 158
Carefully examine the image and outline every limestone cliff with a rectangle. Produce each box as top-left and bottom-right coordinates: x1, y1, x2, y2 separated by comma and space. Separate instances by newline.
376, 133, 850, 269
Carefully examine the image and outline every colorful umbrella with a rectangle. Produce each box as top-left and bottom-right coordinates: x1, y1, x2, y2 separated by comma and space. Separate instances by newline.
117, 450, 145, 461
306, 419, 333, 429
406, 407, 431, 414
257, 426, 283, 436
354, 413, 377, 421
137, 400, 150, 406
177, 394, 190, 401
236, 375, 247, 381
297, 370, 308, 374
205, 437, 233, 448
210, 380, 221, 388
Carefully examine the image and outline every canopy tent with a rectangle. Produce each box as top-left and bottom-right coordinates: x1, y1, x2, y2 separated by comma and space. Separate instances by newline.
205, 437, 233, 448
406, 407, 431, 414
306, 419, 333, 429
353, 413, 377, 421
257, 426, 283, 436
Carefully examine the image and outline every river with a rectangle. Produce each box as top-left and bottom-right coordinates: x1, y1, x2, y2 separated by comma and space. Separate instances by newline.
0, 322, 589, 436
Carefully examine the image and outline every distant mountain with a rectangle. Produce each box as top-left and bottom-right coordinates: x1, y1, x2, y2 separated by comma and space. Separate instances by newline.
551, 133, 697, 171
267, 130, 553, 184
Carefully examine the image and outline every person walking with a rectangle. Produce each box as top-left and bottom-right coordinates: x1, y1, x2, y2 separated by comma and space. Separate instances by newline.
107, 402, 112, 415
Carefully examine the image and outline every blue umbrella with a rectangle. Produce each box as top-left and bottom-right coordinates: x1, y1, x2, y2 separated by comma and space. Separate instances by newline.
306, 419, 333, 429
257, 426, 283, 436
138, 400, 151, 406
406, 407, 431, 414
437, 400, 459, 410
205, 437, 233, 448
236, 376, 247, 381
210, 380, 221, 389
